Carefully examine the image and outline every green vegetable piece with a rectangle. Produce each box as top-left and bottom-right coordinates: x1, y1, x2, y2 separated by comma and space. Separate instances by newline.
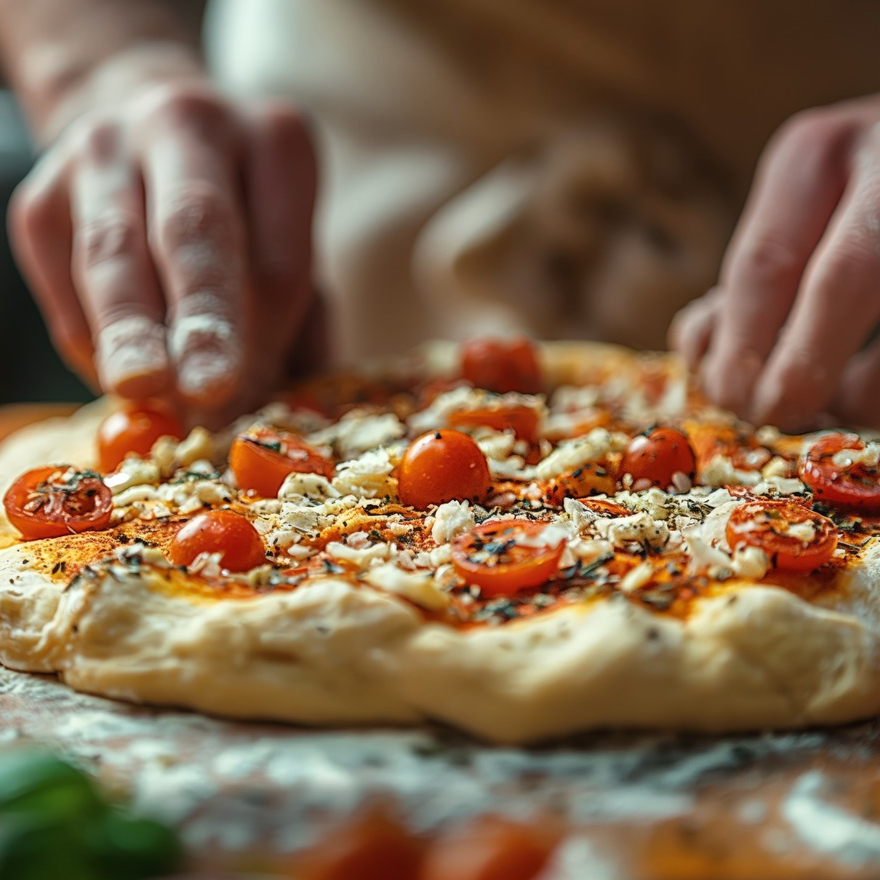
0, 813, 96, 880
89, 811, 183, 879
0, 752, 103, 820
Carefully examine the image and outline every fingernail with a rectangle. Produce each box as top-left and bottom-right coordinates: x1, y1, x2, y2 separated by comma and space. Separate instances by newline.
96, 318, 169, 396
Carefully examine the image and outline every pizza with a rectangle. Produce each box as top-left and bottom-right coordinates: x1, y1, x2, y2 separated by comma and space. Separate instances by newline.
0, 338, 879, 744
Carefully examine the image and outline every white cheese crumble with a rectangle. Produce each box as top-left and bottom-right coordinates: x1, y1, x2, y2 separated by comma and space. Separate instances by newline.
831, 442, 880, 470
326, 541, 393, 565
534, 428, 626, 480
105, 457, 160, 495
332, 448, 397, 499
619, 561, 654, 593
595, 512, 669, 549
278, 472, 339, 501
731, 546, 771, 579
309, 410, 405, 459
699, 454, 761, 488
430, 500, 477, 544
363, 562, 450, 612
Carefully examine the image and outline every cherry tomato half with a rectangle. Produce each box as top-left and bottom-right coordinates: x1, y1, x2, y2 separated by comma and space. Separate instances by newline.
229, 425, 335, 498
452, 519, 566, 596
461, 337, 543, 395
799, 433, 880, 511
449, 405, 540, 444
725, 498, 837, 572
295, 807, 425, 880
575, 498, 631, 517
420, 816, 558, 880
3, 466, 113, 540
619, 428, 696, 490
97, 404, 184, 472
398, 430, 491, 509
167, 509, 266, 572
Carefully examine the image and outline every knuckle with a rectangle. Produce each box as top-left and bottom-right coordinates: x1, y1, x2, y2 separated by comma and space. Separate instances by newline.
150, 86, 233, 137
766, 108, 852, 174
158, 187, 238, 254
730, 235, 803, 290
74, 121, 120, 162
76, 214, 141, 269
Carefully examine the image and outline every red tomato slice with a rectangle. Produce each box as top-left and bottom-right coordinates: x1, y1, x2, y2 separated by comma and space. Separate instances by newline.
229, 425, 335, 497
619, 428, 696, 490
461, 337, 543, 395
799, 433, 880, 511
420, 816, 558, 880
452, 519, 566, 596
725, 498, 837, 572
167, 509, 266, 572
575, 498, 631, 517
3, 466, 113, 540
98, 403, 184, 472
398, 430, 491, 510
449, 405, 540, 444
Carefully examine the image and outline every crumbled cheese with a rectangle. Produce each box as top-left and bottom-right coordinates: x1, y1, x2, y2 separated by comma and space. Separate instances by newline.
753, 477, 806, 496
388, 521, 412, 538
761, 456, 794, 479
731, 546, 771, 579
309, 410, 405, 459
534, 428, 627, 480
326, 541, 393, 565
785, 520, 816, 544
158, 479, 232, 514
278, 472, 339, 501
112, 484, 160, 507
105, 457, 160, 495
699, 454, 761, 488
111, 543, 168, 567
831, 441, 880, 470
563, 496, 596, 531
705, 488, 735, 508
516, 520, 576, 548
619, 561, 654, 593
174, 427, 215, 467
595, 512, 669, 549
332, 449, 397, 499
431, 500, 476, 544
277, 501, 322, 536
363, 563, 450, 611
684, 531, 732, 577
408, 387, 543, 434
474, 429, 517, 461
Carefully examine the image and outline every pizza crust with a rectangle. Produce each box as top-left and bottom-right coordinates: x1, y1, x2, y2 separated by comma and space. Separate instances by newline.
1, 343, 880, 743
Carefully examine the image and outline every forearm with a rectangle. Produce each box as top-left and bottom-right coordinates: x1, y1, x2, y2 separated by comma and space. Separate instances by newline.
0, 0, 207, 143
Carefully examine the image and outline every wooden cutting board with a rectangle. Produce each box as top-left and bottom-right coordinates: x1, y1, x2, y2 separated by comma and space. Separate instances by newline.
2, 406, 880, 879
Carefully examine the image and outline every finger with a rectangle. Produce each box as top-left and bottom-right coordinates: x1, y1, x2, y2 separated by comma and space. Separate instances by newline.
8, 155, 97, 385
140, 93, 247, 406
700, 111, 851, 413
668, 287, 720, 370
753, 135, 880, 429
832, 339, 880, 428
69, 124, 171, 399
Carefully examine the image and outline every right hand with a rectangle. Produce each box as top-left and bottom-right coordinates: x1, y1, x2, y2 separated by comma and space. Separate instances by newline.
10, 68, 321, 425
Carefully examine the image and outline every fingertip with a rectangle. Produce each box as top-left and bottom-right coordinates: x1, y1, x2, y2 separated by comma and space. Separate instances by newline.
176, 348, 241, 405
95, 317, 171, 400
701, 348, 762, 418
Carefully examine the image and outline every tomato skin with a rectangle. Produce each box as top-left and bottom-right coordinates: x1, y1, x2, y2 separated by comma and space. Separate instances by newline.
449, 405, 540, 444
97, 404, 184, 472
294, 807, 425, 880
461, 337, 542, 395
546, 464, 617, 506
575, 498, 631, 517
167, 509, 266, 572
398, 430, 491, 510
3, 466, 113, 540
800, 433, 880, 511
452, 519, 566, 597
229, 425, 335, 498
725, 499, 838, 573
619, 428, 696, 490
420, 816, 558, 880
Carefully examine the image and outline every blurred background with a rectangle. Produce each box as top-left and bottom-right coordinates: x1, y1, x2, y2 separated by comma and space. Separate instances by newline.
0, 91, 91, 406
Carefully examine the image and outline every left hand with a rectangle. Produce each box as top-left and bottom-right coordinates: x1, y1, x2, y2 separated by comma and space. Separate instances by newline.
670, 95, 880, 430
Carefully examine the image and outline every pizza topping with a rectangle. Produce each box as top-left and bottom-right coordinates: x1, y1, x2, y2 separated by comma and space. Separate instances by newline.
103, 456, 161, 494
97, 403, 184, 473
800, 433, 880, 511
398, 430, 491, 510
363, 562, 450, 611
230, 425, 335, 498
449, 404, 540, 444
279, 472, 340, 501
725, 499, 838, 572
4, 466, 114, 540
698, 454, 762, 488
595, 512, 670, 550
619, 428, 696, 493
332, 448, 397, 499
307, 409, 406, 459
460, 336, 543, 394
534, 428, 625, 480
430, 500, 478, 544
167, 509, 266, 572
451, 519, 567, 597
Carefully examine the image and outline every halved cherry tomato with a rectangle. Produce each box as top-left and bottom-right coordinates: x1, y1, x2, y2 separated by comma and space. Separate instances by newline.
420, 816, 558, 880
167, 509, 266, 572
452, 519, 566, 596
294, 806, 425, 880
3, 466, 113, 540
725, 498, 837, 572
398, 430, 491, 509
449, 405, 540, 444
229, 425, 335, 497
799, 433, 880, 511
461, 337, 542, 394
97, 403, 184, 472
619, 428, 696, 490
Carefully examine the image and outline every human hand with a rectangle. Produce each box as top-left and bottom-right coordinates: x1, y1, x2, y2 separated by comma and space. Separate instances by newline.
670, 96, 880, 430
10, 52, 320, 425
